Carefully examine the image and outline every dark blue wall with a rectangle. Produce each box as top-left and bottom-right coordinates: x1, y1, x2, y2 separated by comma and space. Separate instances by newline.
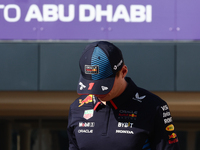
0, 42, 199, 91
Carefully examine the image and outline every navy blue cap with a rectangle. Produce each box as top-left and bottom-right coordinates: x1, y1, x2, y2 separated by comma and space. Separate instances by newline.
77, 41, 124, 95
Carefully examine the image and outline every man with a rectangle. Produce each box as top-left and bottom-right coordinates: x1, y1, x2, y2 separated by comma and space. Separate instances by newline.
67, 41, 180, 150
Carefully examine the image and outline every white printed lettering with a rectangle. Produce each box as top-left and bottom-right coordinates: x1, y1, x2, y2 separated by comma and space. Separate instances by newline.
79, 5, 95, 22
164, 117, 172, 124
130, 5, 146, 22
113, 5, 130, 22
25, 4, 43, 22
116, 130, 134, 134
79, 4, 152, 23
161, 105, 169, 111
0, 5, 5, 9
146, 5, 152, 22
118, 122, 134, 128
58, 4, 75, 22
78, 129, 93, 133
4, 4, 21, 22
163, 112, 171, 118
1, 4, 152, 23
43, 4, 58, 22
79, 122, 95, 127
25, 4, 75, 22
96, 5, 112, 22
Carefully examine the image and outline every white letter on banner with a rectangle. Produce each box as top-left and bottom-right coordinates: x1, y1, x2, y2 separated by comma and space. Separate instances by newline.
146, 5, 152, 22
58, 4, 75, 22
113, 5, 130, 22
79, 4, 95, 22
4, 4, 21, 22
0, 5, 5, 19
25, 4, 43, 22
43, 4, 58, 22
96, 5, 112, 22
130, 5, 146, 22
0, 5, 5, 9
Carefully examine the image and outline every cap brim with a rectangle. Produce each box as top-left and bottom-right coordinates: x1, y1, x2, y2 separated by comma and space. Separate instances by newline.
77, 74, 115, 95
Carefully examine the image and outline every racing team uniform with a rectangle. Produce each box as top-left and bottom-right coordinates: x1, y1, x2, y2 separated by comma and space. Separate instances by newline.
67, 77, 180, 150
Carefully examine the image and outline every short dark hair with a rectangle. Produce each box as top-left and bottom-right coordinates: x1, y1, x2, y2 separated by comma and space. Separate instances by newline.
116, 63, 125, 77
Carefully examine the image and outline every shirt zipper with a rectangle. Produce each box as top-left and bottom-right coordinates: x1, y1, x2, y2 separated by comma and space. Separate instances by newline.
102, 104, 111, 136
93, 99, 118, 136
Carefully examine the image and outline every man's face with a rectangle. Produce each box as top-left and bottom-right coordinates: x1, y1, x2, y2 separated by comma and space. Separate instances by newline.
94, 74, 124, 101
93, 65, 128, 102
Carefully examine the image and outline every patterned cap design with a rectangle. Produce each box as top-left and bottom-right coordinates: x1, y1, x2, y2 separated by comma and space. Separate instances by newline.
77, 41, 124, 95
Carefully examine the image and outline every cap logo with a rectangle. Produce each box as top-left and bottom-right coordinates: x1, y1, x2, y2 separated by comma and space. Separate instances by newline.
79, 82, 86, 90
113, 60, 123, 70
85, 65, 99, 74
101, 86, 108, 91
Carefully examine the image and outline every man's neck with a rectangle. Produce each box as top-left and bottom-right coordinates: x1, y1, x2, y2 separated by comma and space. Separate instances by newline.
116, 79, 128, 98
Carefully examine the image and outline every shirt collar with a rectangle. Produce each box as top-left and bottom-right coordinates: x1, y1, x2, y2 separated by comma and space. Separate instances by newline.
111, 77, 137, 108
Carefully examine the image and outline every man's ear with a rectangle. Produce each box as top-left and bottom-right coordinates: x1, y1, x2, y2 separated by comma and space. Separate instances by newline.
121, 65, 128, 78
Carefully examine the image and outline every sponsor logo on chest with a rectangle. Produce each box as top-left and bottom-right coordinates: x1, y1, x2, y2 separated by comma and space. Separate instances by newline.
116, 121, 134, 134
168, 138, 178, 144
116, 130, 134, 134
118, 122, 134, 128
118, 110, 137, 120
79, 122, 95, 127
79, 95, 93, 107
169, 133, 177, 139
132, 92, 146, 103
166, 124, 174, 131
83, 109, 94, 120
161, 104, 173, 124
78, 129, 93, 134
78, 122, 95, 134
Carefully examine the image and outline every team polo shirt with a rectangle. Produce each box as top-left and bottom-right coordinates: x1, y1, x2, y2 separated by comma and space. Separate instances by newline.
67, 77, 180, 150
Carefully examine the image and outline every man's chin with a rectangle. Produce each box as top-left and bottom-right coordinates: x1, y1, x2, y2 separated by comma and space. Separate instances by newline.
97, 96, 106, 100
94, 94, 111, 101
98, 97, 111, 102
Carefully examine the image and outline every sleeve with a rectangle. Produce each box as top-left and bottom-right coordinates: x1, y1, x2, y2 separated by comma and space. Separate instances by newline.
67, 106, 79, 150
151, 102, 180, 150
